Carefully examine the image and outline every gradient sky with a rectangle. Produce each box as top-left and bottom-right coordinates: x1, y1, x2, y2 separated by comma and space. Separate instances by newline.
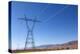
10, 1, 78, 49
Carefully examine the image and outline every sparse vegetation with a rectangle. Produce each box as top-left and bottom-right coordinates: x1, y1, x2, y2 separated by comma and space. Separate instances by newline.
11, 40, 78, 53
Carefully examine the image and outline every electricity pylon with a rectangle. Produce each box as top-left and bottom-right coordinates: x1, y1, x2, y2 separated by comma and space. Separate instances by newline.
18, 15, 41, 49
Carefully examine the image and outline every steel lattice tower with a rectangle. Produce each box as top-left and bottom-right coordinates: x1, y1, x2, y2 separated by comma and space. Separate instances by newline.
18, 15, 40, 49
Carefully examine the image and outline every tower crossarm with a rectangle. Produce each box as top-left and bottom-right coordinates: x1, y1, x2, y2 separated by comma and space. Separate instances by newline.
18, 18, 41, 22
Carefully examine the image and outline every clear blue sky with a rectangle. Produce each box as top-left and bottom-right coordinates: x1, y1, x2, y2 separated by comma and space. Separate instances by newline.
10, 1, 78, 49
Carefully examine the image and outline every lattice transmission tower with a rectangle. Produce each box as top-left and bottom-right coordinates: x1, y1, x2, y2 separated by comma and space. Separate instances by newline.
18, 15, 41, 49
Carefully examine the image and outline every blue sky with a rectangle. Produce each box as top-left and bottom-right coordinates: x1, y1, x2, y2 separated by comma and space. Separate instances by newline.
10, 1, 78, 49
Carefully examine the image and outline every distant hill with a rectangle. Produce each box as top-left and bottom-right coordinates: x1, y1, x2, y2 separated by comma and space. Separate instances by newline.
36, 40, 78, 49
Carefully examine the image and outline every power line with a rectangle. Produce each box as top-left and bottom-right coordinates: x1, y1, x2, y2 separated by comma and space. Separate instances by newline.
43, 6, 69, 23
